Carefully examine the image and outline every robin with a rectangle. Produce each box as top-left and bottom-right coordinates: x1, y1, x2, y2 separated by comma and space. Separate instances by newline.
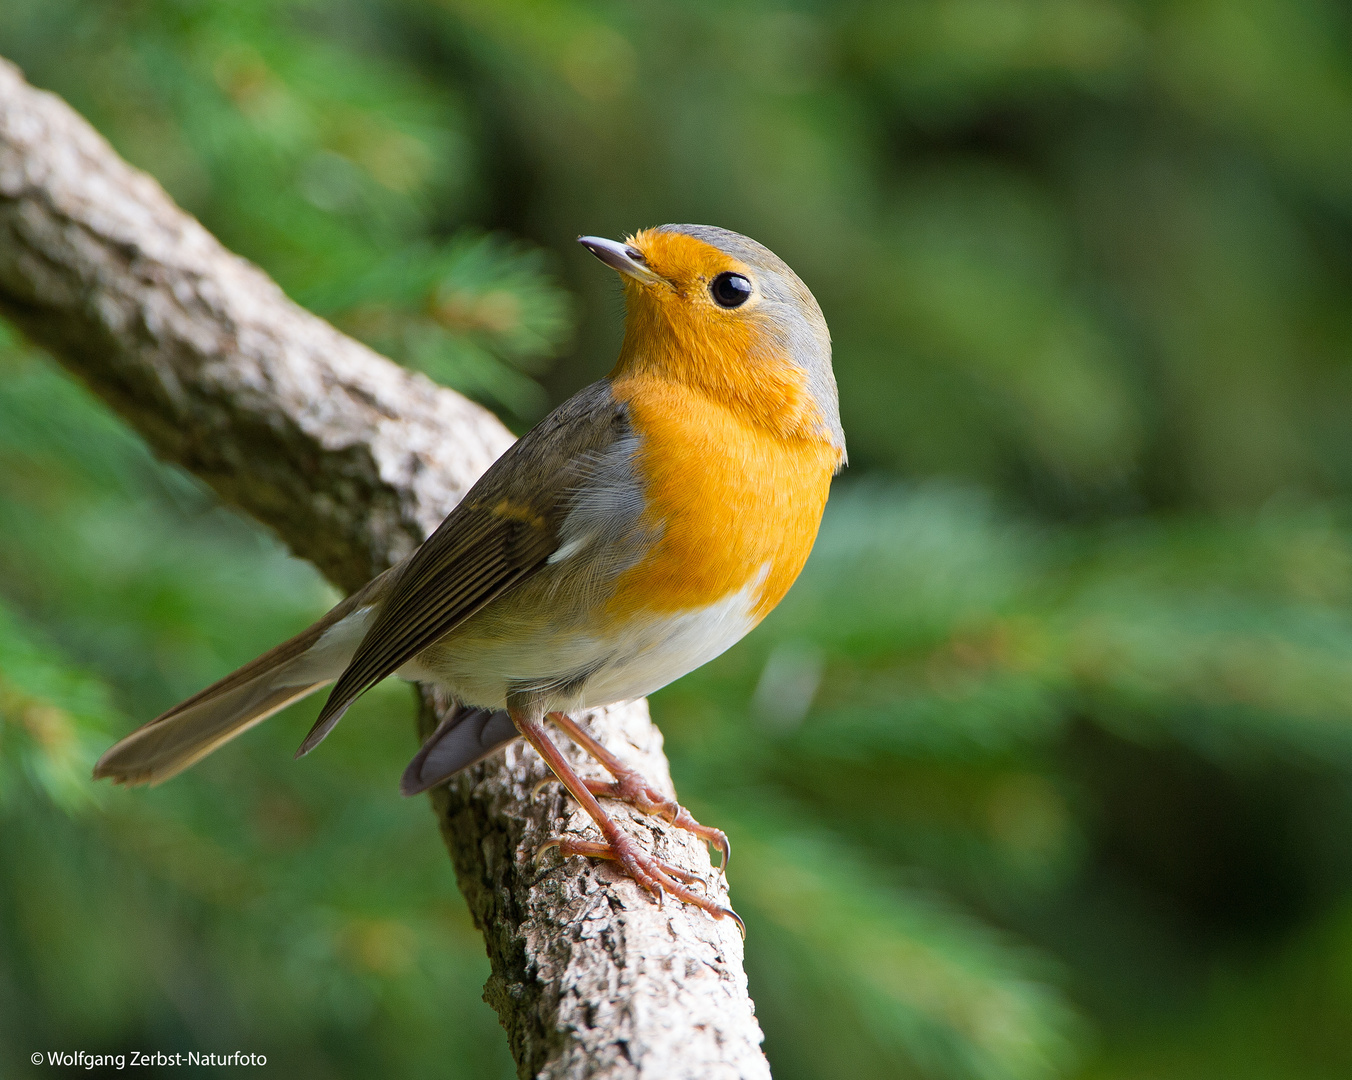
95, 224, 846, 927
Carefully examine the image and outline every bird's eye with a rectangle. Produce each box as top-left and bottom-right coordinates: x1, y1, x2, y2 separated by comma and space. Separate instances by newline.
710, 272, 752, 308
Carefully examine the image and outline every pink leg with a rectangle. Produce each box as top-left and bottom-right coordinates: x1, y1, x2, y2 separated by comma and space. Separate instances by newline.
547, 712, 732, 874
513, 707, 742, 932
534, 839, 705, 887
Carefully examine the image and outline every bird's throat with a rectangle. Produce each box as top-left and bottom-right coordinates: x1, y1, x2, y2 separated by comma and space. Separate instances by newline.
610, 299, 825, 442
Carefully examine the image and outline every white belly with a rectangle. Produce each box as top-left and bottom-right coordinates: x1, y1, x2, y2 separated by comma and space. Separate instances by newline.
399, 566, 767, 712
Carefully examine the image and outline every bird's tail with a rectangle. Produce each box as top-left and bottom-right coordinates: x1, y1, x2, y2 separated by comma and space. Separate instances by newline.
94, 572, 390, 787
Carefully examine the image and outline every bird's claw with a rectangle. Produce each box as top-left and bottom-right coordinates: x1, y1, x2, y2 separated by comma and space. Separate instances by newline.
538, 835, 736, 926
533, 838, 562, 866
585, 775, 731, 875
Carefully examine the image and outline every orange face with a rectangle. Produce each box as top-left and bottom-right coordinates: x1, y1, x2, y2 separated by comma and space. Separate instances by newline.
611, 229, 826, 442
603, 228, 844, 620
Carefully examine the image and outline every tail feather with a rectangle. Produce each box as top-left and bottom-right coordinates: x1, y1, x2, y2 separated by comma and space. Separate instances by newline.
95, 569, 394, 787
399, 702, 519, 796
94, 677, 331, 786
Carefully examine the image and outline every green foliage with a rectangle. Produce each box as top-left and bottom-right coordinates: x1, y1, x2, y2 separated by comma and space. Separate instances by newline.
0, 0, 573, 426
0, 602, 113, 814
5, 1, 1352, 1078
315, 235, 573, 417
0, 344, 517, 1076
660, 484, 1352, 1077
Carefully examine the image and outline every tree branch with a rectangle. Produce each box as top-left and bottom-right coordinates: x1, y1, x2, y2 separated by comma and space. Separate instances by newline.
0, 57, 768, 1080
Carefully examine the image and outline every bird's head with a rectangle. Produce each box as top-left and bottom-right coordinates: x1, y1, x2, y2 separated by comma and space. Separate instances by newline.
579, 225, 844, 455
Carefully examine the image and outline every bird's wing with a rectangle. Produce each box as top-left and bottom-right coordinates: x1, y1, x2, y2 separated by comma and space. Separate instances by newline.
297, 380, 632, 754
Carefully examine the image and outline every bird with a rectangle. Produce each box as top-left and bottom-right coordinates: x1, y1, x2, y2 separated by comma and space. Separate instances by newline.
94, 224, 846, 926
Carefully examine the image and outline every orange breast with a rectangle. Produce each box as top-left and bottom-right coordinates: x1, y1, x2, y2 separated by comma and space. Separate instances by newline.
608, 373, 841, 622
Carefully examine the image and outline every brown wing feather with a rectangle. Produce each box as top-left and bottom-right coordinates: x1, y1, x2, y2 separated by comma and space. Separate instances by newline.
298, 381, 631, 754
94, 567, 397, 785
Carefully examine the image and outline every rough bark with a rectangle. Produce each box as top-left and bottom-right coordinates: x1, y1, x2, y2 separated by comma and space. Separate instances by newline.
0, 57, 768, 1080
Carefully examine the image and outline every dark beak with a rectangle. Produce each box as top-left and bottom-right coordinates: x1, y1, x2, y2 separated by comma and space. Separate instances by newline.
578, 235, 664, 284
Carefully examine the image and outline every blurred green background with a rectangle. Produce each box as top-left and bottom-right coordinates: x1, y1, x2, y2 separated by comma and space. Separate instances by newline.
4, 1, 1352, 1077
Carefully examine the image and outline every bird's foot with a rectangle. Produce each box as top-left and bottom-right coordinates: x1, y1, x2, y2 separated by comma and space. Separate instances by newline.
536, 834, 744, 935
534, 837, 704, 887
583, 773, 731, 874
511, 706, 741, 931
548, 712, 731, 873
